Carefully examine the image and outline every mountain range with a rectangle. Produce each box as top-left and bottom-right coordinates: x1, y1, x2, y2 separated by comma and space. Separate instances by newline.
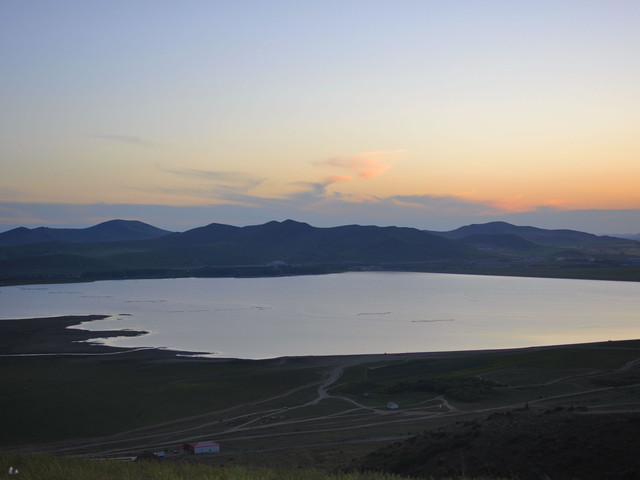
1, 219, 638, 284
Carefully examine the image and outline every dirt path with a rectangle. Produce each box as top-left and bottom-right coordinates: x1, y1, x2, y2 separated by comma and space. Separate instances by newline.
309, 366, 344, 404
16, 363, 355, 456
16, 354, 640, 458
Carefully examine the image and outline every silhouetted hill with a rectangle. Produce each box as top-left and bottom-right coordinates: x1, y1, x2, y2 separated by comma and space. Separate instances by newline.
139, 219, 477, 266
158, 222, 242, 245
158, 220, 317, 246
0, 219, 172, 246
0, 220, 479, 281
430, 221, 631, 248
612, 232, 640, 241
81, 219, 173, 242
457, 233, 538, 250
0, 226, 60, 246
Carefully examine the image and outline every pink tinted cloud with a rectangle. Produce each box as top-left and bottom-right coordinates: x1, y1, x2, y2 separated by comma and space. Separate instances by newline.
487, 195, 571, 214
451, 190, 477, 198
325, 175, 353, 183
320, 150, 405, 179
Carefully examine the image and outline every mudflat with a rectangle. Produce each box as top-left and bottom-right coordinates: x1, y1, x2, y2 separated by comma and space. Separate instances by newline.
0, 315, 148, 355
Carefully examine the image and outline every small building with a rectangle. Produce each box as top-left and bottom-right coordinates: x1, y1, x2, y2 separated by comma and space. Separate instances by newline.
183, 441, 220, 455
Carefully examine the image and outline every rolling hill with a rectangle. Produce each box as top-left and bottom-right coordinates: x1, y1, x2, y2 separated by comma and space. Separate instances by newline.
429, 221, 631, 248
146, 220, 476, 265
0, 219, 173, 246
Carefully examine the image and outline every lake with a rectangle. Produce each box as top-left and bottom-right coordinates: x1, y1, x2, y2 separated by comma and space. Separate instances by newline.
2, 272, 640, 359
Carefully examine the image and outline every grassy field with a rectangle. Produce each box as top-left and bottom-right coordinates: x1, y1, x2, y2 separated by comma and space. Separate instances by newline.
2, 316, 640, 478
0, 453, 425, 480
0, 352, 327, 445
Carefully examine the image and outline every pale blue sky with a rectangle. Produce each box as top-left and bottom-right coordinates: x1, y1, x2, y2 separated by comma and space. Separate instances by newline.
1, 1, 639, 233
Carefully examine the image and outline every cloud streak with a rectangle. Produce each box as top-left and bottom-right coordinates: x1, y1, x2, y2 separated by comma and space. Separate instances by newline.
317, 150, 405, 179
93, 134, 150, 146
138, 166, 269, 205
158, 166, 266, 191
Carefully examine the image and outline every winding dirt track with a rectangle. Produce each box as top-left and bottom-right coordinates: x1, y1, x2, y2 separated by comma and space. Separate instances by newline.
11, 355, 640, 458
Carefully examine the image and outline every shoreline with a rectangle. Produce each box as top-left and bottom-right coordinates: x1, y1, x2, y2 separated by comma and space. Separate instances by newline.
4, 264, 640, 289
2, 314, 638, 363
0, 315, 210, 359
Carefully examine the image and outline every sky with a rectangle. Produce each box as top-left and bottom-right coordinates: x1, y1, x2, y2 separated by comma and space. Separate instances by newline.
1, 1, 639, 235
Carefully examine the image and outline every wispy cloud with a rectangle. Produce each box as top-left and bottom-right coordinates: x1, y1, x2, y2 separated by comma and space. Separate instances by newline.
288, 181, 330, 198
93, 134, 150, 146
0, 187, 24, 200
158, 166, 266, 192
487, 194, 527, 213
140, 166, 269, 205
385, 194, 501, 216
282, 174, 357, 206
483, 195, 570, 214
317, 150, 405, 179
325, 175, 353, 183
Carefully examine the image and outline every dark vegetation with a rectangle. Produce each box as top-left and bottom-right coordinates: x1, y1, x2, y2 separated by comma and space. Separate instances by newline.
1, 219, 640, 285
384, 376, 502, 402
359, 410, 640, 480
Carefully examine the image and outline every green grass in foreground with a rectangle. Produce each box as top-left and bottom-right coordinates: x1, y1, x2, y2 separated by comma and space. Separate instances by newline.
0, 453, 510, 480
0, 356, 324, 445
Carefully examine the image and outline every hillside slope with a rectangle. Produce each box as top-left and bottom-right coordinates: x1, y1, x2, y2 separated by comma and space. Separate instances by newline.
359, 409, 640, 480
0, 219, 172, 246
430, 221, 632, 248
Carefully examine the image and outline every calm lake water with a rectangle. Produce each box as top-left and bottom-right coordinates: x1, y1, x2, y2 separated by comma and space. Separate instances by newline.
2, 272, 640, 359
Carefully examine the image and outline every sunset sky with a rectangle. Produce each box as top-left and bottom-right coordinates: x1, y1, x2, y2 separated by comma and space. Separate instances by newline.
1, 1, 639, 234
